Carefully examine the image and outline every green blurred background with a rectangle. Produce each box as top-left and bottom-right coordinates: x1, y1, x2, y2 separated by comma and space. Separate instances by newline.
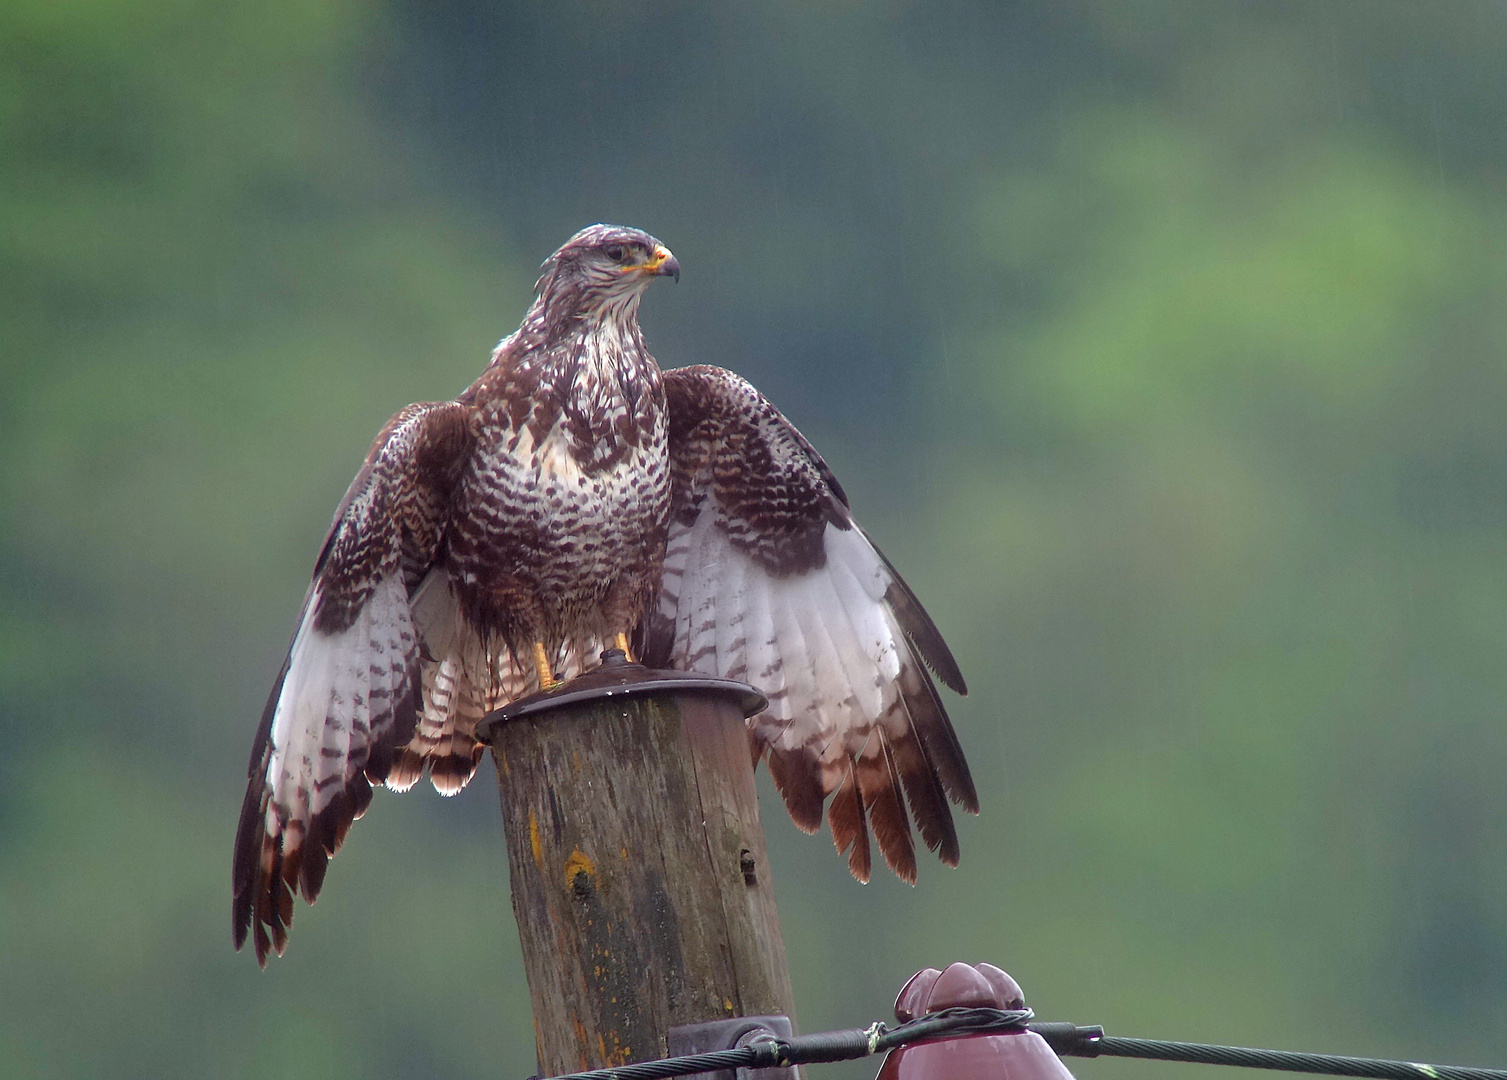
4, 2, 1507, 1078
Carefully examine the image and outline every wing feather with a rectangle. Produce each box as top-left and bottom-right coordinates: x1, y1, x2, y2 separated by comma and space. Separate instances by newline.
737, 544, 784, 769
655, 365, 976, 883
826, 758, 872, 882
713, 540, 751, 685
429, 652, 488, 796
683, 512, 722, 677
857, 730, 916, 881
233, 401, 471, 964
762, 574, 832, 832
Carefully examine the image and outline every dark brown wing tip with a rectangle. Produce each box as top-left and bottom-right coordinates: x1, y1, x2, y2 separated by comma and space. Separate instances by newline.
867, 532, 966, 696
253, 921, 270, 967
886, 846, 919, 886
846, 841, 872, 883
883, 577, 967, 696
245, 844, 293, 965
232, 891, 251, 951
902, 658, 979, 814
827, 767, 872, 884
766, 749, 825, 834
952, 771, 981, 816
888, 724, 962, 866
857, 742, 917, 885
300, 804, 337, 903
232, 777, 269, 958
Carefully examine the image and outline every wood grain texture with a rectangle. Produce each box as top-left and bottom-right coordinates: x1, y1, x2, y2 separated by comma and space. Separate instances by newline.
490, 690, 795, 1075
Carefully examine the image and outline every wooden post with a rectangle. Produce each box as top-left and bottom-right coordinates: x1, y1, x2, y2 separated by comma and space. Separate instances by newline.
479, 653, 796, 1076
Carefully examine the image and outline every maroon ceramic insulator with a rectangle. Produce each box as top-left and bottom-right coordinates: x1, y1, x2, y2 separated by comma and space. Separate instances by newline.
876, 963, 1076, 1080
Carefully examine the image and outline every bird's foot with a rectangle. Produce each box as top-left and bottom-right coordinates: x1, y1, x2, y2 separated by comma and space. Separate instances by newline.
532, 642, 561, 691
611, 632, 634, 663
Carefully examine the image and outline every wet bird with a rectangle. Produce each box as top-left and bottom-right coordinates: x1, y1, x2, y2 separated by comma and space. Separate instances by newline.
233, 224, 977, 964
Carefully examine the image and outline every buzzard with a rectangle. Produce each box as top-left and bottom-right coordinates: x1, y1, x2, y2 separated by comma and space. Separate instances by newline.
233, 225, 978, 964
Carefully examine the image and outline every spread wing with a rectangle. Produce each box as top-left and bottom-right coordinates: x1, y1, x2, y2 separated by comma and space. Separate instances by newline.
644, 365, 977, 883
232, 400, 473, 964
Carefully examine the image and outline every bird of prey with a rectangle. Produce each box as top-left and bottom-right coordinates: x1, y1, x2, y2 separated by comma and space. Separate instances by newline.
233, 225, 977, 964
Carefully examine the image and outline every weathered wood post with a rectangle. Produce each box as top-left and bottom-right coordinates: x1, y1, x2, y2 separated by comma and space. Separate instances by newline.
477, 650, 796, 1076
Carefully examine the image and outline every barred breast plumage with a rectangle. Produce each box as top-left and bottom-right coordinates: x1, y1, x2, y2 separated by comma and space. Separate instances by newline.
448, 311, 671, 666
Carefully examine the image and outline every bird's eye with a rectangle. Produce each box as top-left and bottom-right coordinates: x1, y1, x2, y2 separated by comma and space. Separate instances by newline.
604, 245, 626, 263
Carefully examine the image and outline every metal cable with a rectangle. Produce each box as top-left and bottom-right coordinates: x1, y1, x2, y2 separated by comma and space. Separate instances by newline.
1033, 1025, 1507, 1080
537, 1007, 1032, 1080
534, 1012, 1507, 1080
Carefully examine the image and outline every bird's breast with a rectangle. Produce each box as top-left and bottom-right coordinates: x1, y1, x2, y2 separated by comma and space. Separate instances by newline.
450, 405, 670, 584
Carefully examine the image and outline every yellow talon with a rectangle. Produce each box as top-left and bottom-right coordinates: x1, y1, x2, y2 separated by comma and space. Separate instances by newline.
612, 632, 633, 662
533, 642, 559, 691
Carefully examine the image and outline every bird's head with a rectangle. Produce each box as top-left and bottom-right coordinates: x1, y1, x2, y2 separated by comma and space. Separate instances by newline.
530, 225, 679, 334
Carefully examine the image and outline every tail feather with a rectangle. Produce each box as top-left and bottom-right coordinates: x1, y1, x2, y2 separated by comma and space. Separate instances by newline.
398, 577, 615, 800
429, 662, 487, 797
390, 657, 458, 794
398, 574, 492, 798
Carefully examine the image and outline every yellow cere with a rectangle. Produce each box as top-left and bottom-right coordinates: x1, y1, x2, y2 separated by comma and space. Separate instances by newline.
624, 245, 671, 273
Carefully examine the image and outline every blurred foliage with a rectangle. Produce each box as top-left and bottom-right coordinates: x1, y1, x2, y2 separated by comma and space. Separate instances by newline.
3, 3, 1507, 1079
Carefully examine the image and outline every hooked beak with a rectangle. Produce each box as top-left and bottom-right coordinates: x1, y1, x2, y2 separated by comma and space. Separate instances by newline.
642, 244, 680, 283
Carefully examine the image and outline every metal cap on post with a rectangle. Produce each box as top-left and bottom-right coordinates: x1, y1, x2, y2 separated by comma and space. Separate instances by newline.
876, 963, 1078, 1080
478, 651, 796, 1077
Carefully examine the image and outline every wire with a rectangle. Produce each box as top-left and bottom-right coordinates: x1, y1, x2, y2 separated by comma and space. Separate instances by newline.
535, 1007, 1033, 1080
530, 1011, 1507, 1080
1033, 1024, 1507, 1080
